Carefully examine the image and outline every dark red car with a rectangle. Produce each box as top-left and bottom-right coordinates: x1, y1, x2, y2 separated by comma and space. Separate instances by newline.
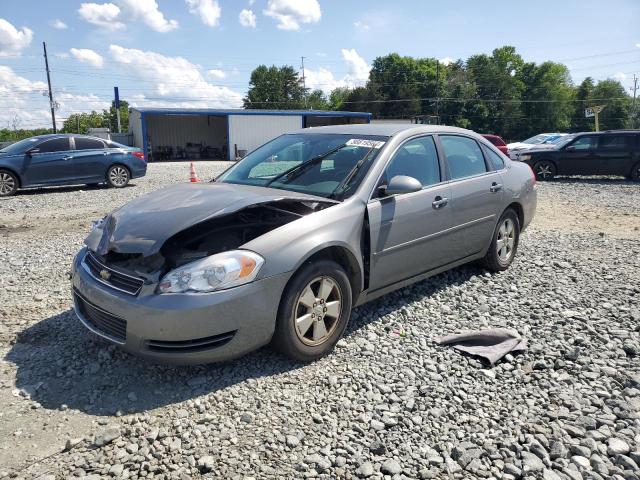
482, 134, 509, 156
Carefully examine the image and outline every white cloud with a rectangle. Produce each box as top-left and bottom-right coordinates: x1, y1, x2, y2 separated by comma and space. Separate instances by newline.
614, 72, 627, 82
207, 68, 226, 79
51, 19, 68, 30
0, 18, 33, 57
239, 9, 257, 28
636, 43, 640, 48
0, 66, 50, 128
78, 3, 125, 30
108, 44, 243, 108
263, 0, 321, 30
55, 52, 70, 59
305, 48, 370, 93
186, 0, 221, 28
79, 1, 177, 32
70, 48, 105, 68
353, 21, 369, 30
0, 66, 111, 129
439, 57, 454, 66
119, 0, 178, 32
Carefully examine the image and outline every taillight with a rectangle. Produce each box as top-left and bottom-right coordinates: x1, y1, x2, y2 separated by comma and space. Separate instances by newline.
131, 151, 145, 162
528, 164, 537, 186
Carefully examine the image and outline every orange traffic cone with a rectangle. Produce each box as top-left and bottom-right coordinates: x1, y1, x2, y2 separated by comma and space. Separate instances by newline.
189, 162, 200, 183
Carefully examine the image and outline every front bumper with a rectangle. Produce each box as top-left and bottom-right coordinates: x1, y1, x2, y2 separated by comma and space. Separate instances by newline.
71, 248, 291, 364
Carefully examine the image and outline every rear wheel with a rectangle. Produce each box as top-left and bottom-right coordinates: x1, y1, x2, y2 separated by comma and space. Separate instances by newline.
630, 162, 640, 182
533, 160, 556, 181
0, 170, 18, 197
106, 165, 130, 188
481, 209, 520, 272
272, 260, 352, 362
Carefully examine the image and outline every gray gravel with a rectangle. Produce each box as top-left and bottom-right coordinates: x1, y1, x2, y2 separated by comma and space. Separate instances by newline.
0, 165, 639, 479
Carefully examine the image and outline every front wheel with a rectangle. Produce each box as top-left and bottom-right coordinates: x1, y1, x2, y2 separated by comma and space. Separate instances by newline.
533, 160, 556, 181
481, 209, 520, 272
106, 165, 130, 188
272, 260, 352, 362
0, 170, 18, 197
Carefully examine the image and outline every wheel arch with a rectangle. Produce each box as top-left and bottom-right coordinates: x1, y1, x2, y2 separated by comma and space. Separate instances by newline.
293, 244, 363, 302
106, 162, 131, 176
505, 202, 524, 228
0, 166, 22, 187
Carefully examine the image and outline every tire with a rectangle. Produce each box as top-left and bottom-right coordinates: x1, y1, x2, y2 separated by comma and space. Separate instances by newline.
533, 160, 556, 181
272, 259, 352, 362
630, 162, 640, 182
481, 209, 520, 272
106, 165, 130, 188
0, 169, 19, 197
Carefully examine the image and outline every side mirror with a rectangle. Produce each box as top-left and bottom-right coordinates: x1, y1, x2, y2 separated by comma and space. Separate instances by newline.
26, 148, 40, 156
380, 175, 422, 196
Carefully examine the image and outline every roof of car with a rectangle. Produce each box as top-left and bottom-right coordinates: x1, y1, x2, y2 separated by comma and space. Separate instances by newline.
295, 123, 478, 137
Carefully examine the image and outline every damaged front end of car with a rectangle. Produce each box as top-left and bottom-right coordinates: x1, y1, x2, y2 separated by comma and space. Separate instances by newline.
83, 183, 336, 295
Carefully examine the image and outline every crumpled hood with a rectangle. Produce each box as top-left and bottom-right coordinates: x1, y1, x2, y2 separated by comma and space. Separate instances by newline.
85, 182, 335, 256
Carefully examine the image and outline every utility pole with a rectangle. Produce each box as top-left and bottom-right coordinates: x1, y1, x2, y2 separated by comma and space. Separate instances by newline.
114, 86, 122, 133
301, 56, 307, 108
435, 60, 440, 123
631, 74, 638, 129
42, 41, 56, 133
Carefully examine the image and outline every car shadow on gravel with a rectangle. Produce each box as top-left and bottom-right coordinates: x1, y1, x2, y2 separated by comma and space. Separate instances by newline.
14, 183, 137, 196
6, 264, 482, 416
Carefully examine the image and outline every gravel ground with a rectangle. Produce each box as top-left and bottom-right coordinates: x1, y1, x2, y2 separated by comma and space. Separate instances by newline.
0, 163, 639, 480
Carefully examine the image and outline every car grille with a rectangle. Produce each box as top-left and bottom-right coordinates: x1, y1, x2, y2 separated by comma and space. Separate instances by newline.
146, 331, 236, 354
83, 252, 144, 296
74, 290, 127, 343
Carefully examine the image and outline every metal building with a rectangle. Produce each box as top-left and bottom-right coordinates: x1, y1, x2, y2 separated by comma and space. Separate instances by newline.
128, 108, 371, 161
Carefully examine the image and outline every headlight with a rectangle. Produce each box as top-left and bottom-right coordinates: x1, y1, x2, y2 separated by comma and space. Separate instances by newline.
519, 154, 531, 161
158, 250, 264, 294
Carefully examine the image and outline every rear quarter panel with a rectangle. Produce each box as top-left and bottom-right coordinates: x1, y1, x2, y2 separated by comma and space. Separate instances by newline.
502, 160, 537, 230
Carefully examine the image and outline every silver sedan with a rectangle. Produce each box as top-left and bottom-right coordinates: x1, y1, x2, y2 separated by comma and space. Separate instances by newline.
72, 124, 537, 364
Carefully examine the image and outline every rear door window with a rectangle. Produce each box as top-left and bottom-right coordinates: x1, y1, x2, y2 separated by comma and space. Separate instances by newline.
598, 135, 633, 150
74, 137, 105, 150
484, 147, 506, 170
37, 138, 71, 153
440, 135, 488, 180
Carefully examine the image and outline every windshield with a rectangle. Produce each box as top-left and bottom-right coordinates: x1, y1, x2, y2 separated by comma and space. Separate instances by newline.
522, 134, 551, 145
553, 134, 577, 149
0, 137, 41, 154
217, 133, 388, 199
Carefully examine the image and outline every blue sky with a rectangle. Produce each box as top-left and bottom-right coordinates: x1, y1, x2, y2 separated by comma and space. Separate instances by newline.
1, 0, 639, 128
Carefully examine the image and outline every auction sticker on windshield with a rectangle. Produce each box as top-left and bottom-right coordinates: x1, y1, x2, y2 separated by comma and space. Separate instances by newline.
346, 139, 385, 149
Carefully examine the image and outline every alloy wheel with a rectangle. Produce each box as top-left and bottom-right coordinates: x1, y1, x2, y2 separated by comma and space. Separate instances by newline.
109, 167, 129, 187
496, 218, 516, 262
536, 163, 553, 180
0, 172, 16, 195
294, 276, 342, 346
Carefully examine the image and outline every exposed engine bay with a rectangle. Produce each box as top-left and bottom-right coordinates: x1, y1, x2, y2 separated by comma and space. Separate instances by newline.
95, 199, 333, 280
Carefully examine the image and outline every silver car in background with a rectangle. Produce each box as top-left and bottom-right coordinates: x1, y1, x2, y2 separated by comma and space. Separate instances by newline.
72, 124, 537, 364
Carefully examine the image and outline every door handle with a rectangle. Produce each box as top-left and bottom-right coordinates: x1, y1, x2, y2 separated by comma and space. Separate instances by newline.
62, 155, 73, 160
432, 196, 449, 209
490, 182, 503, 193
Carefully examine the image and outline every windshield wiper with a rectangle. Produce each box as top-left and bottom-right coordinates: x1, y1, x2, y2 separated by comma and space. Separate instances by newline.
329, 147, 374, 200
264, 144, 346, 187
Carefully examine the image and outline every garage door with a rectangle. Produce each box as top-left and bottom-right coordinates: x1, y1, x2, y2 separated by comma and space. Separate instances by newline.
228, 114, 303, 159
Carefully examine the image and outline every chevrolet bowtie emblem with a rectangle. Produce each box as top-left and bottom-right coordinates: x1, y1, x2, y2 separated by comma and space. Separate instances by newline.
100, 269, 111, 281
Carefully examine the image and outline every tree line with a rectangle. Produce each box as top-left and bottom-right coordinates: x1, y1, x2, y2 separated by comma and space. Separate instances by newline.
2, 46, 635, 143
244, 46, 636, 141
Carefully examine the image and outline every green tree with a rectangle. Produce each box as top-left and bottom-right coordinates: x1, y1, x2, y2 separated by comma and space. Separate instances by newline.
589, 79, 630, 131
244, 65, 306, 109
103, 99, 129, 133
306, 89, 329, 110
571, 77, 595, 132
328, 87, 351, 111
61, 111, 108, 134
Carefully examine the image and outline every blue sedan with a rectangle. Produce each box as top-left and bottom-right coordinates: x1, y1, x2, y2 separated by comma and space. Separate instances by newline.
0, 134, 147, 197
